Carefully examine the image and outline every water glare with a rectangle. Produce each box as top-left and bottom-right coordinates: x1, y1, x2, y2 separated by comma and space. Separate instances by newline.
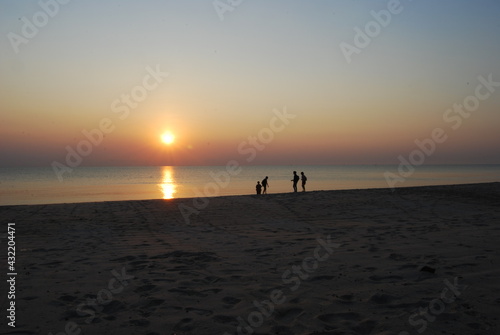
160, 166, 176, 199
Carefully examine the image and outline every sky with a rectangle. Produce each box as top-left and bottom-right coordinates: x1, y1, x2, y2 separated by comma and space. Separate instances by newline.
1, 0, 499, 167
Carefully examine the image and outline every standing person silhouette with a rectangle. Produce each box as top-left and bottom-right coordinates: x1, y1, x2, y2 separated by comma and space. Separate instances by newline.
256, 181, 262, 195
301, 172, 307, 192
291, 171, 299, 192
262, 176, 269, 194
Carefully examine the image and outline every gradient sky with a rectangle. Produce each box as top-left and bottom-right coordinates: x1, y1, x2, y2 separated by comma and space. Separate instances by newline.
1, 0, 499, 167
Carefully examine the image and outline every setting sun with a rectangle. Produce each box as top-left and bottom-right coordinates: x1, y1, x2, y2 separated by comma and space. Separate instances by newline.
161, 132, 175, 145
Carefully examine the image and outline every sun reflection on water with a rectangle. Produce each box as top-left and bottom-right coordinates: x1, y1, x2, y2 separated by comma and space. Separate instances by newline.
159, 166, 176, 199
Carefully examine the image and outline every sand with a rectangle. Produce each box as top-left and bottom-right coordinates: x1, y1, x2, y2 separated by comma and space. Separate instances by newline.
1, 182, 499, 335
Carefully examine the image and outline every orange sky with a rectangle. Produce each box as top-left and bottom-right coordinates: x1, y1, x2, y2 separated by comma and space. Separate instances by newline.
1, 1, 500, 167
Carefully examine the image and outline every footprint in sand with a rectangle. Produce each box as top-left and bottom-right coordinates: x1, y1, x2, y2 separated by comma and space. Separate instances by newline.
110, 255, 136, 262
22, 296, 38, 301
58, 294, 78, 303
129, 318, 150, 326
317, 311, 360, 324
369, 292, 397, 304
275, 307, 303, 323
271, 325, 293, 334
185, 307, 213, 316
129, 260, 149, 270
168, 287, 207, 297
173, 317, 194, 332
353, 319, 378, 334
221, 296, 241, 308
142, 298, 165, 309
102, 300, 126, 314
368, 274, 404, 282
310, 275, 335, 281
135, 284, 158, 293
388, 253, 408, 261
211, 314, 238, 326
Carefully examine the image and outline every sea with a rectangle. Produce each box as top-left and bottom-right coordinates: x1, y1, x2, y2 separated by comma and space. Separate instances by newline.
1, 165, 499, 206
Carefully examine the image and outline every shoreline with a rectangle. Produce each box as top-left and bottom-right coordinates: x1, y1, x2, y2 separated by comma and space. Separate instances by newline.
2, 181, 498, 208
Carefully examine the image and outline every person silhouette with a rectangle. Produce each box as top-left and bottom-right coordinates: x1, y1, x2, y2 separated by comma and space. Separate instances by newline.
301, 172, 307, 192
256, 181, 262, 195
262, 176, 269, 194
291, 171, 299, 192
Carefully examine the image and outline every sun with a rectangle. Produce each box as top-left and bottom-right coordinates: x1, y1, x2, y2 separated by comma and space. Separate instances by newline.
161, 132, 175, 145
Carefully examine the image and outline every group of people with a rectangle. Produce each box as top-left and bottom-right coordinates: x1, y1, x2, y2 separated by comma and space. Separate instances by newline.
256, 171, 307, 194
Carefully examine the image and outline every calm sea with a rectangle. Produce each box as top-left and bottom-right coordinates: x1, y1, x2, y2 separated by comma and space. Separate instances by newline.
1, 165, 499, 206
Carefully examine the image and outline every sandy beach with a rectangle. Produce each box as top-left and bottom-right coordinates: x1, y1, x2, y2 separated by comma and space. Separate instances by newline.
1, 182, 499, 335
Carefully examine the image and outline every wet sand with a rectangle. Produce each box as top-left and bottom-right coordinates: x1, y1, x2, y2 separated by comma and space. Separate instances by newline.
1, 182, 499, 334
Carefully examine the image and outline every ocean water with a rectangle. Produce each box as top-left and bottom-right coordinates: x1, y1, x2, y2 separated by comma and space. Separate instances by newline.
0, 165, 499, 206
